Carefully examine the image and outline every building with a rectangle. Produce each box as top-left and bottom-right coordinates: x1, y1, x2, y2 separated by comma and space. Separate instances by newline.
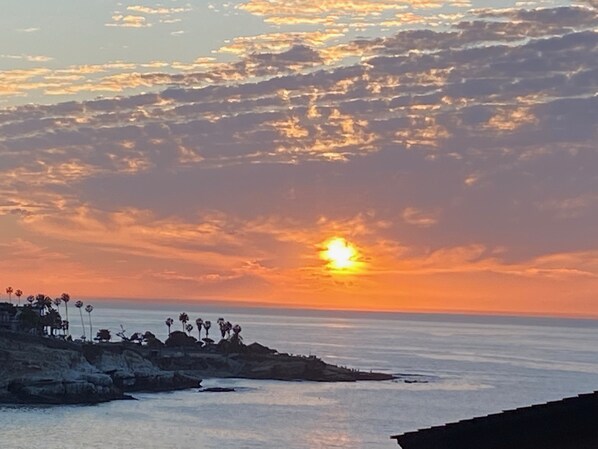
391, 391, 598, 449
0, 302, 19, 331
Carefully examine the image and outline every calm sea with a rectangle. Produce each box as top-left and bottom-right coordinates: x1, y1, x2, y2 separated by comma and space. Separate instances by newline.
2, 302, 598, 449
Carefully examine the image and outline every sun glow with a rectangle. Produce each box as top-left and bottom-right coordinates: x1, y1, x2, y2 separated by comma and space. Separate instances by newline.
321, 237, 358, 271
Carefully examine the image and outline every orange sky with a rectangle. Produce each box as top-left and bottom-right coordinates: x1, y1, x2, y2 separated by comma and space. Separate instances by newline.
1, 1, 597, 317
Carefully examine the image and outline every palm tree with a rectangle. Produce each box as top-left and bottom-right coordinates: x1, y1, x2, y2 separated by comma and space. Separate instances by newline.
33, 294, 52, 334
53, 297, 62, 317
203, 320, 212, 338
225, 321, 232, 339
230, 324, 243, 345
45, 309, 61, 337
179, 312, 189, 331
26, 295, 34, 305
6, 287, 13, 304
85, 305, 94, 340
195, 318, 204, 340
218, 317, 226, 338
61, 293, 70, 334
35, 294, 52, 312
75, 300, 85, 340
165, 317, 174, 336
185, 323, 193, 335
15, 289, 23, 306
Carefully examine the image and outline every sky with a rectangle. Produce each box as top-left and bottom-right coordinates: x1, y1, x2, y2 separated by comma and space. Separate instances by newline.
0, 0, 597, 316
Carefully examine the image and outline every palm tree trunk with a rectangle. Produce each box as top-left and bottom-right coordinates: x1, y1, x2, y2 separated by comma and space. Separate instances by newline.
65, 304, 69, 336
79, 309, 86, 339
88, 313, 93, 341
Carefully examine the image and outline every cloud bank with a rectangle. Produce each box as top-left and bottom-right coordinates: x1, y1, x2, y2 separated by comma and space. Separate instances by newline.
0, 5, 596, 314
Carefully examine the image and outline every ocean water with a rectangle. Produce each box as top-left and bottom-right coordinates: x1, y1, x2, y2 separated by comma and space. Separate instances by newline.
2, 303, 598, 449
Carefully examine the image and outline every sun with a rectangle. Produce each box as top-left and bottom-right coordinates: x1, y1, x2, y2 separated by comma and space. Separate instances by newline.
321, 237, 358, 271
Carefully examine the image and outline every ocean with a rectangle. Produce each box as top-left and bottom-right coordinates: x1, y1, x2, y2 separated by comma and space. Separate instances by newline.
2, 302, 598, 449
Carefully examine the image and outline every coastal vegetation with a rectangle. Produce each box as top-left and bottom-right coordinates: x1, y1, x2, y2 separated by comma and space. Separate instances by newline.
0, 287, 394, 405
1, 284, 251, 355
1, 286, 247, 351
0, 288, 96, 341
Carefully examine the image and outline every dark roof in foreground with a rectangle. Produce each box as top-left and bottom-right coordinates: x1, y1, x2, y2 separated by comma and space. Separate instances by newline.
391, 391, 598, 449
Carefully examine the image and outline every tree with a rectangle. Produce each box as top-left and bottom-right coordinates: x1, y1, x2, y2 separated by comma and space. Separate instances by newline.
165, 317, 174, 336
179, 312, 189, 331
85, 305, 94, 340
202, 320, 213, 345
34, 294, 52, 334
44, 309, 62, 336
143, 331, 163, 348
75, 300, 85, 340
61, 293, 70, 335
232, 324, 242, 340
129, 332, 144, 344
218, 317, 226, 338
53, 297, 62, 317
185, 323, 194, 335
96, 329, 111, 342
195, 318, 204, 341
26, 295, 34, 305
165, 331, 197, 347
19, 305, 41, 334
6, 287, 13, 304
116, 325, 128, 342
35, 294, 52, 312
15, 289, 23, 306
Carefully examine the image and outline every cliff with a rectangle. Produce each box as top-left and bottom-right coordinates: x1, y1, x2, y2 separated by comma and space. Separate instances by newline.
0, 331, 392, 405
0, 331, 199, 404
150, 342, 393, 382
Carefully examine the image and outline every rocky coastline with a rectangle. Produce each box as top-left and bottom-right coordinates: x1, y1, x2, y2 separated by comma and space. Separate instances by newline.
0, 330, 394, 405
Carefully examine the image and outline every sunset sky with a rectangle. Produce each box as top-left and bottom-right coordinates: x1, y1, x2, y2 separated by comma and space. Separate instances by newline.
0, 0, 597, 316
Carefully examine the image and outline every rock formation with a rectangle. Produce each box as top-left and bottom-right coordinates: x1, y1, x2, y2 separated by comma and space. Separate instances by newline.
0, 330, 393, 405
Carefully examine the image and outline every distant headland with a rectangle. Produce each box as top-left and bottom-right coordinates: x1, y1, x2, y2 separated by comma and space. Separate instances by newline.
0, 293, 395, 405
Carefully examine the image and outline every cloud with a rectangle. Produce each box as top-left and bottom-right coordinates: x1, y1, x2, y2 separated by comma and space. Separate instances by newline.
402, 208, 438, 227
1, 5, 597, 312
106, 14, 151, 28
126, 6, 192, 15
237, 0, 469, 25
105, 4, 192, 28
16, 27, 40, 33
217, 30, 346, 56
0, 54, 53, 63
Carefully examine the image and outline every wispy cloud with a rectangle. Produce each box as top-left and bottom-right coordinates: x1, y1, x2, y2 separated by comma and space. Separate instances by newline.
237, 0, 469, 25
106, 14, 151, 28
0, 54, 53, 62
105, 4, 192, 28
16, 27, 40, 33
1, 5, 597, 313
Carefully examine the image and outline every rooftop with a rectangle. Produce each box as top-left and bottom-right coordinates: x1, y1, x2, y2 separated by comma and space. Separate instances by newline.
391, 391, 598, 449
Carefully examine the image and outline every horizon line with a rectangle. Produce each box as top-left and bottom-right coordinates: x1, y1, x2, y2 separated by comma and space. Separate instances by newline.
59, 295, 598, 322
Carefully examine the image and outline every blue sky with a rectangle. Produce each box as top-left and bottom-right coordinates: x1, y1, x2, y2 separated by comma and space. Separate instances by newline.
0, 0, 596, 315
1, 0, 571, 105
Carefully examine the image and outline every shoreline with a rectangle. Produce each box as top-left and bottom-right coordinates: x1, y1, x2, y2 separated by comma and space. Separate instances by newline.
0, 330, 396, 406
